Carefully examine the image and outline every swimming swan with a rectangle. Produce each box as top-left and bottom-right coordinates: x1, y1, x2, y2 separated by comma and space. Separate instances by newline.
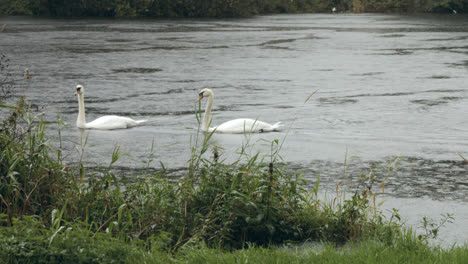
75, 85, 146, 130
197, 88, 281, 133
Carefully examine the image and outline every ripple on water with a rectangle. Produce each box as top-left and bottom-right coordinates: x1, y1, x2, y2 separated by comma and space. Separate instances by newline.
123, 89, 185, 100
380, 34, 406, 38
140, 88, 185, 96
440, 96, 462, 101
112, 68, 163, 74
319, 98, 359, 105
89, 110, 193, 117
426, 36, 468, 41
260, 38, 297, 46
374, 49, 414, 56
410, 96, 461, 107
86, 98, 122, 103
424, 75, 452, 79
261, 46, 292, 50
342, 89, 464, 99
350, 72, 384, 77
66, 47, 130, 54
169, 79, 201, 83
447, 60, 468, 68
411, 99, 446, 106
202, 45, 230, 49
294, 157, 468, 202
105, 39, 136, 43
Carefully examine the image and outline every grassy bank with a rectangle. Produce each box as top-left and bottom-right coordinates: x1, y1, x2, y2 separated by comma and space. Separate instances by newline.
1, 63, 467, 262
0, 0, 466, 17
1, 218, 467, 263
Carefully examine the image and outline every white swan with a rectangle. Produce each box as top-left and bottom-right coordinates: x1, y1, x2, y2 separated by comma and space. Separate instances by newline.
197, 88, 281, 133
75, 85, 146, 130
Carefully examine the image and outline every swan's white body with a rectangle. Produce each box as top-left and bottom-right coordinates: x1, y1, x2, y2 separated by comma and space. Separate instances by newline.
198, 88, 281, 133
75, 85, 146, 130
80, 115, 146, 130
208, 118, 282, 133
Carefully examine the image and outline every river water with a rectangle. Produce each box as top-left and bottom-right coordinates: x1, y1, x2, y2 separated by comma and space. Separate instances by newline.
1, 14, 467, 246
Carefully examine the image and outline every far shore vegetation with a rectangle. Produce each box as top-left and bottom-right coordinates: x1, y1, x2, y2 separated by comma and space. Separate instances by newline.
0, 0, 467, 18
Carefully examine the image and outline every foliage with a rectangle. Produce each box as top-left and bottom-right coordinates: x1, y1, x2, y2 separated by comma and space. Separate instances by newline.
418, 213, 454, 241
1, 58, 68, 227
0, 97, 69, 226
1, 0, 468, 16
351, 0, 409, 12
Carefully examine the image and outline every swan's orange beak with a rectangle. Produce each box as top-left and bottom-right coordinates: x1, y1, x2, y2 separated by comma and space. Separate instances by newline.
75, 91, 80, 96
197, 94, 204, 102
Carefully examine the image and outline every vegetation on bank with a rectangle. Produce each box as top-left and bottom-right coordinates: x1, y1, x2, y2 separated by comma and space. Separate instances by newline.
2, 220, 468, 264
0, 94, 401, 248
1, 56, 467, 262
0, 0, 467, 17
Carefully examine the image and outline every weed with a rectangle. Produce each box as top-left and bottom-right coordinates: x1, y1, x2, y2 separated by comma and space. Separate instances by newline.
419, 213, 454, 241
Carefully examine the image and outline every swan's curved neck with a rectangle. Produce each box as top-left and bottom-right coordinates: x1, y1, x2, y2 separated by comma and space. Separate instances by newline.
202, 95, 213, 132
77, 93, 87, 128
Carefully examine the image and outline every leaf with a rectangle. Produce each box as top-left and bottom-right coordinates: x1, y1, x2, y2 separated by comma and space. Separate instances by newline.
117, 203, 127, 225
255, 213, 264, 222
49, 226, 65, 246
313, 173, 320, 196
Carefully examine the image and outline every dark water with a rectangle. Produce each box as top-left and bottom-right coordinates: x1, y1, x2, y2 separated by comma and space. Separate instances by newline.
1, 14, 468, 246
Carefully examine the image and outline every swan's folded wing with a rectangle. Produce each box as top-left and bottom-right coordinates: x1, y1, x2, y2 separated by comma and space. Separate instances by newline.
216, 118, 279, 133
86, 115, 138, 130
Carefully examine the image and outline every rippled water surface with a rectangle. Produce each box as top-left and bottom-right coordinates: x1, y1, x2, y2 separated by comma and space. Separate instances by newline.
1, 14, 468, 246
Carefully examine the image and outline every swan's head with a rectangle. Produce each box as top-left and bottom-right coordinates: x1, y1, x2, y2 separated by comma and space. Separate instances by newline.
75, 85, 84, 96
197, 88, 213, 102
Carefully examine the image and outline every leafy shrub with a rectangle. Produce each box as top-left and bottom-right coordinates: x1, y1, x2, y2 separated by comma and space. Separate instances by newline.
0, 98, 69, 226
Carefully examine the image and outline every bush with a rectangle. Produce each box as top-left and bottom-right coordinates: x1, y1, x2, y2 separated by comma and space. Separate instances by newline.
0, 98, 70, 227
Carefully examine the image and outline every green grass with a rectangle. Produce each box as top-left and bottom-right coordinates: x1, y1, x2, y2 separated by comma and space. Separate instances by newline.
173, 240, 468, 264
0, 216, 151, 264
1, 218, 467, 264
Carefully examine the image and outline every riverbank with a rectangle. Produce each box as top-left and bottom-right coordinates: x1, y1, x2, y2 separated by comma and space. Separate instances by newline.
1, 93, 467, 262
2, 220, 467, 263
0, 0, 466, 17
